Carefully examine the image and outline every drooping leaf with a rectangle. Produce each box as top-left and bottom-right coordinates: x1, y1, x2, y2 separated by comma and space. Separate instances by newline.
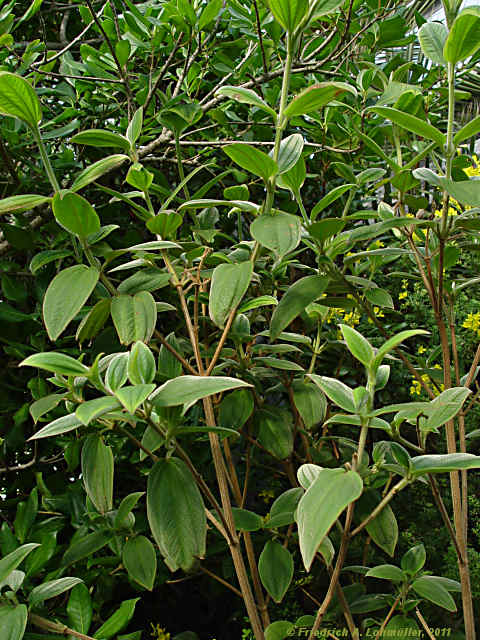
43, 265, 99, 341
147, 457, 206, 571
71, 129, 131, 151
93, 598, 139, 639
258, 541, 293, 603
0, 544, 40, 584
2, 604, 28, 640
21, 352, 89, 376
308, 374, 355, 413
216, 86, 276, 117
123, 536, 156, 591
29, 413, 82, 440
411, 576, 457, 611
209, 261, 252, 328
356, 491, 398, 557
67, 583, 93, 635
76, 397, 121, 426
270, 275, 328, 339
224, 143, 277, 182
256, 408, 293, 459
151, 375, 251, 408
81, 436, 114, 514
29, 577, 83, 608
291, 379, 327, 429
411, 453, 480, 476
0, 194, 50, 215
284, 82, 356, 118
369, 106, 446, 147
296, 469, 363, 570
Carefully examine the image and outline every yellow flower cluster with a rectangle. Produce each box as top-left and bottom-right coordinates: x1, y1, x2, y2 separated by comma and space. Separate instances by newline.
463, 312, 480, 337
367, 307, 384, 324
398, 279, 409, 302
410, 364, 444, 397
258, 489, 275, 504
464, 154, 480, 177
150, 624, 171, 640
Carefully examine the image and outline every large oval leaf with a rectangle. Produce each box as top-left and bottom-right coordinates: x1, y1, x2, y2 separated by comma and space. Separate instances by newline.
147, 457, 206, 571
52, 191, 100, 237
43, 265, 99, 341
3, 604, 28, 640
444, 7, 480, 63
224, 143, 277, 182
251, 212, 302, 259
267, 0, 308, 32
258, 541, 293, 603
418, 22, 447, 65
151, 375, 251, 408
111, 291, 157, 345
0, 72, 42, 129
29, 577, 83, 608
123, 535, 157, 590
81, 436, 114, 514
209, 261, 252, 328
284, 82, 356, 118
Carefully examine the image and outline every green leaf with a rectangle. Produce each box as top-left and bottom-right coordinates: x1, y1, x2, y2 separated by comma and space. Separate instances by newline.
29, 249, 72, 274
438, 177, 480, 206
146, 212, 182, 238
123, 536, 156, 590
43, 265, 99, 341
29, 577, 82, 608
71, 129, 131, 152
76, 397, 121, 426
291, 380, 326, 429
340, 325, 374, 367
111, 292, 157, 345
454, 115, 480, 145
308, 374, 355, 413
0, 544, 40, 583
17, 0, 44, 26
67, 583, 93, 635
126, 107, 143, 146
151, 375, 251, 408
128, 341, 156, 384
251, 212, 302, 259
372, 329, 429, 369
238, 295, 278, 313
115, 492, 144, 529
52, 190, 100, 237
365, 564, 404, 581
270, 275, 328, 339
81, 436, 114, 514
411, 576, 456, 611
411, 453, 480, 476
424, 387, 471, 430
0, 72, 42, 129
21, 352, 89, 376
369, 106, 446, 147
258, 541, 293, 603
383, 617, 420, 639
93, 598, 139, 639
147, 457, 206, 571
265, 621, 295, 640
418, 22, 448, 65
231, 508, 263, 531
257, 408, 293, 459
356, 491, 398, 557
115, 384, 155, 414
224, 143, 277, 182
267, 0, 308, 31
14, 489, 37, 544
444, 7, 480, 63
209, 261, 252, 328
3, 604, 28, 640
401, 544, 426, 574
276, 134, 304, 174
30, 393, 65, 423
117, 269, 170, 295
277, 155, 306, 193
216, 86, 276, 118
218, 388, 254, 429
199, 0, 223, 29
116, 39, 131, 66
284, 82, 356, 118
365, 287, 394, 309
72, 155, 129, 192
29, 413, 82, 440
311, 185, 356, 220
63, 530, 112, 567
76, 298, 111, 344
0, 194, 50, 215
296, 469, 363, 570
267, 488, 303, 528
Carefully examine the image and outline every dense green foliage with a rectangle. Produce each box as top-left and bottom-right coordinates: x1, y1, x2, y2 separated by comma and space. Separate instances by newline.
2, 1, 480, 639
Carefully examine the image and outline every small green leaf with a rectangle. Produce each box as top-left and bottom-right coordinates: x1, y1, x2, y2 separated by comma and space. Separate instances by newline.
267, 0, 308, 32
231, 508, 263, 531
218, 388, 254, 429
0, 72, 42, 129
3, 604, 28, 640
29, 249, 72, 274
276, 134, 304, 174
308, 374, 355, 413
123, 536, 156, 590
29, 413, 82, 440
270, 275, 328, 339
224, 143, 278, 182
93, 598, 139, 639
0, 544, 40, 584
115, 492, 144, 529
67, 583, 93, 635
0, 194, 50, 215
128, 341, 156, 384
251, 212, 302, 259
63, 530, 112, 567
71, 129, 130, 152
76, 397, 121, 426
292, 380, 326, 429
311, 185, 356, 220
265, 621, 295, 640
216, 86, 276, 118
369, 106, 446, 147
401, 544, 426, 574
72, 155, 129, 192
76, 298, 111, 344
257, 408, 293, 459
21, 352, 89, 376
277, 155, 306, 193
373, 329, 429, 369
43, 265, 99, 341
111, 291, 157, 345
29, 577, 83, 608
81, 436, 114, 514
258, 541, 293, 603
366, 564, 404, 582
424, 387, 471, 430
209, 261, 252, 328
411, 453, 480, 476
284, 82, 356, 118
52, 190, 100, 237
126, 107, 143, 145
340, 324, 374, 367
115, 384, 156, 414
411, 576, 457, 611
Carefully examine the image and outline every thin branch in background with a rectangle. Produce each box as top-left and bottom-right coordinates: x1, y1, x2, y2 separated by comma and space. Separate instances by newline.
144, 32, 184, 113
252, 0, 268, 73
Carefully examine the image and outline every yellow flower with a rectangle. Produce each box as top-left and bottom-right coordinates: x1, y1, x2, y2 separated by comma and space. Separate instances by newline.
399, 291, 408, 300
464, 155, 480, 178
463, 312, 480, 337
150, 624, 171, 640
410, 366, 444, 397
417, 345, 426, 354
343, 310, 360, 326
258, 489, 275, 504
368, 307, 384, 323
